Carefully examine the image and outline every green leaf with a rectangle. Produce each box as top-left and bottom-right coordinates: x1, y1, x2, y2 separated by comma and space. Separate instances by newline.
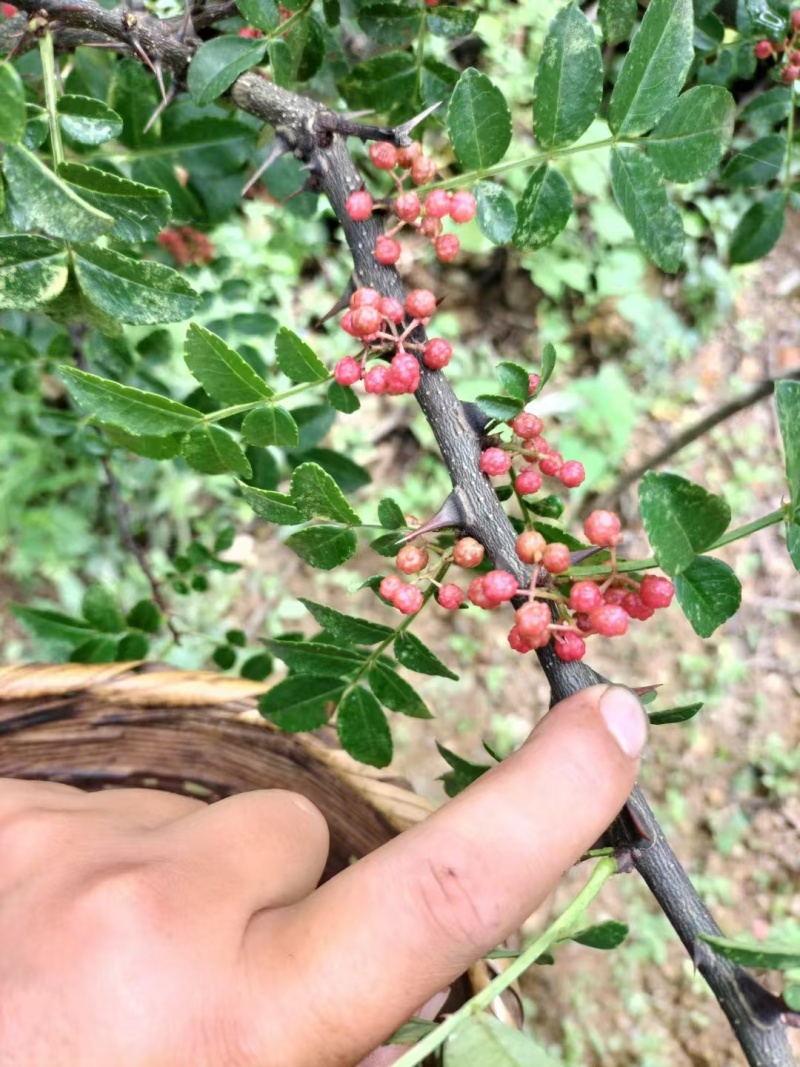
57, 95, 123, 146
378, 497, 406, 530
729, 192, 785, 265
368, 663, 433, 719
446, 69, 512, 171
10, 605, 93, 649
291, 462, 361, 524
187, 36, 268, 106
322, 0, 339, 27
357, 2, 421, 45
299, 598, 393, 644
71, 636, 120, 663
0, 235, 69, 311
338, 52, 416, 123
513, 165, 572, 251
263, 637, 365, 676
474, 181, 517, 245
785, 524, 800, 574
337, 686, 392, 768
649, 702, 703, 725
3, 144, 113, 242
739, 87, 791, 132
776, 380, 800, 516
284, 525, 358, 569
101, 424, 186, 459
237, 0, 279, 31
328, 381, 360, 413
259, 675, 344, 731
185, 323, 272, 405
126, 599, 162, 633
699, 935, 800, 972
242, 405, 299, 448
571, 920, 629, 950
477, 394, 523, 422
274, 326, 329, 383
496, 362, 530, 402
598, 0, 638, 44
60, 366, 201, 435
645, 86, 735, 183
444, 1013, 562, 1066
109, 59, 160, 150
72, 244, 199, 325
610, 147, 684, 273
292, 404, 336, 451
240, 652, 274, 681
427, 6, 478, 37
534, 5, 602, 150
213, 644, 237, 670
181, 424, 252, 477
81, 583, 125, 633
608, 0, 694, 137
237, 481, 303, 524
721, 134, 786, 188
292, 447, 371, 493
58, 163, 170, 243
437, 742, 491, 798
0, 61, 26, 144
370, 532, 403, 558
538, 342, 557, 393
674, 555, 742, 638
22, 103, 49, 151
394, 630, 458, 680
639, 471, 731, 576
116, 633, 149, 660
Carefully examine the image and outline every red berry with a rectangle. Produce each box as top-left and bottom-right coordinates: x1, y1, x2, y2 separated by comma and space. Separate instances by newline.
514, 468, 543, 496
394, 584, 424, 615
528, 372, 540, 396
560, 460, 585, 488
437, 583, 464, 610
480, 447, 512, 477
508, 625, 535, 654
515, 601, 550, 640
369, 141, 398, 170
351, 286, 381, 309
569, 581, 603, 614
1, 3, 19, 13
515, 530, 546, 564
590, 604, 629, 637
793, 9, 800, 30
395, 192, 421, 223
792, 51, 800, 64
467, 576, 497, 610
424, 190, 451, 218
449, 190, 477, 224
364, 364, 389, 394
405, 288, 437, 319
411, 156, 437, 185
781, 64, 800, 83
350, 306, 382, 337
334, 357, 361, 386
522, 435, 549, 459
396, 142, 422, 169
379, 575, 403, 601
754, 39, 773, 58
483, 569, 519, 603
375, 236, 401, 264
622, 592, 654, 621
555, 632, 586, 662
542, 542, 570, 574
453, 537, 484, 568
435, 234, 460, 262
423, 338, 453, 370
604, 587, 627, 607
340, 310, 357, 336
584, 509, 622, 547
574, 612, 594, 634
419, 216, 443, 239
396, 544, 429, 574
424, 0, 440, 7
639, 574, 675, 609
378, 296, 405, 324
386, 352, 420, 394
510, 412, 543, 439
346, 190, 373, 221
238, 26, 263, 37
539, 452, 564, 478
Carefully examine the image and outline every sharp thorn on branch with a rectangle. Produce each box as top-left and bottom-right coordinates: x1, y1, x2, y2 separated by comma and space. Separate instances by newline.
143, 82, 177, 134
394, 100, 441, 143
342, 109, 375, 120
242, 137, 290, 196
315, 276, 357, 327
395, 491, 464, 544
568, 545, 604, 566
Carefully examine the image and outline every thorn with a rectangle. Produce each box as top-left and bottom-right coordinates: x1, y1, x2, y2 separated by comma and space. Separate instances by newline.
152, 60, 167, 105
631, 683, 663, 700
316, 276, 357, 327
129, 35, 156, 73
395, 491, 464, 544
568, 545, 604, 566
242, 137, 289, 196
143, 82, 177, 134
394, 100, 441, 143
342, 109, 375, 119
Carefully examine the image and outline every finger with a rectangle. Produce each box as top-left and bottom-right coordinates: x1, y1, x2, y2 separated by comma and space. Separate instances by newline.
249, 684, 647, 1062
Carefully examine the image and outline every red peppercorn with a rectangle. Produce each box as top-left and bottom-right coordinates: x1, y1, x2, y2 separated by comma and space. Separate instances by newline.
453, 537, 484, 568
422, 338, 453, 370
346, 190, 373, 221
515, 530, 546, 564
334, 357, 362, 386
434, 234, 460, 262
364, 364, 389, 394
542, 542, 570, 574
449, 190, 477, 224
369, 142, 398, 170
437, 583, 464, 610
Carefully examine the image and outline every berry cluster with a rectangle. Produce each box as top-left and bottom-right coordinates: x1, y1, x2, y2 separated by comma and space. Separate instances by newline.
157, 227, 215, 266
480, 407, 586, 496
754, 8, 800, 82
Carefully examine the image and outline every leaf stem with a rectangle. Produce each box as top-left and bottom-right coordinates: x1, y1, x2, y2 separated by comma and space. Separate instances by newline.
39, 30, 64, 169
392, 857, 618, 1067
202, 375, 332, 425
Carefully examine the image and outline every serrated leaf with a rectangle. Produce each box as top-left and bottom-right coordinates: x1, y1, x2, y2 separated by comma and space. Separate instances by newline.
739, 87, 791, 132
598, 0, 638, 44
101, 424, 185, 459
293, 404, 336, 451
10, 604, 93, 648
513, 164, 572, 251
649, 702, 703, 725
237, 481, 303, 524
394, 630, 458, 680
291, 447, 371, 493
534, 5, 602, 150
368, 663, 433, 719
446, 68, 511, 171
337, 686, 392, 767
645, 86, 735, 183
57, 94, 122, 146
22, 103, 49, 151
82, 583, 125, 633
674, 555, 742, 638
187, 36, 268, 106
571, 920, 629, 950
357, 2, 421, 45
292, 462, 361, 524
126, 599, 162, 633
477, 394, 523, 422
259, 675, 344, 731
70, 635, 120, 663
299, 598, 393, 645
0, 235, 69, 312
721, 134, 786, 188
242, 405, 299, 448
496, 362, 529, 402
241, 652, 274, 681
474, 181, 516, 245
729, 192, 785, 265
185, 323, 272, 405
3, 144, 113, 242
700, 935, 800, 972
437, 742, 491, 798
58, 163, 170, 243
370, 532, 403, 558
445, 1013, 562, 1066
328, 380, 360, 413
109, 58, 160, 149
610, 147, 684, 273
72, 244, 199, 325
338, 52, 416, 123
427, 6, 478, 36
284, 525, 358, 569
608, 0, 694, 137
0, 61, 26, 144
181, 424, 252, 476
378, 497, 406, 530
776, 380, 800, 515
639, 471, 731, 576
117, 632, 149, 660
274, 326, 329, 383
263, 637, 365, 676
237, 0, 279, 31
539, 342, 557, 392
60, 366, 200, 435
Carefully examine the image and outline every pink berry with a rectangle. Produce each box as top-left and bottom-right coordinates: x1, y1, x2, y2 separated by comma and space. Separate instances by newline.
574, 612, 594, 634
410, 156, 437, 185
528, 373, 540, 396
364, 364, 389, 394
453, 537, 484, 568
386, 352, 420, 395
239, 26, 262, 37
396, 544, 428, 574
510, 412, 543, 439
395, 192, 421, 222
560, 461, 585, 488
522, 436, 549, 459
340, 310, 357, 336
515, 530, 545, 564
754, 39, 773, 58
396, 142, 421, 169
542, 542, 570, 574
375, 236, 401, 264
405, 288, 437, 319
394, 584, 424, 615
350, 306, 382, 337
508, 625, 535, 654
378, 296, 405, 324
793, 8, 800, 30
515, 468, 543, 496
604, 587, 627, 607
584, 509, 622, 548
435, 234, 460, 262
622, 592, 654, 621
781, 64, 800, 83
480, 447, 512, 477
419, 216, 442, 238
423, 338, 453, 370
449, 190, 477, 224
379, 575, 402, 601
639, 574, 675, 609
467, 576, 497, 610
483, 569, 519, 604
351, 286, 381, 309
346, 190, 373, 221
369, 141, 397, 170
334, 357, 361, 386
569, 581, 603, 614
424, 190, 451, 218
555, 632, 586, 662
437, 583, 464, 610
515, 601, 550, 640
539, 452, 564, 478
590, 604, 629, 637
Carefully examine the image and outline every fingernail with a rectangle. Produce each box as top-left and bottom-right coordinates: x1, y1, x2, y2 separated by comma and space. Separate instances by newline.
600, 685, 648, 759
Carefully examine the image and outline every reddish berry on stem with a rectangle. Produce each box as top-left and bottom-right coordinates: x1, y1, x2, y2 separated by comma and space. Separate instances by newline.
604, 587, 627, 607
379, 575, 403, 601
423, 338, 453, 370
378, 296, 405, 324
522, 436, 548, 458
375, 236, 401, 264
515, 601, 550, 640
468, 576, 497, 610
449, 190, 477, 224
528, 372, 540, 396
435, 234, 460, 262
396, 544, 428, 574
419, 216, 443, 238
539, 452, 564, 478
364, 364, 389, 394
792, 8, 800, 30
569, 581, 603, 614
483, 570, 519, 603
515, 530, 546, 564
590, 604, 629, 637
510, 412, 543, 439
639, 574, 675, 609
782, 64, 800, 83
508, 626, 535, 654
411, 156, 437, 185
560, 460, 585, 488
394, 585, 424, 615
555, 632, 586, 662
351, 287, 381, 309
334, 357, 361, 386
239, 26, 263, 37
406, 288, 437, 319
351, 306, 382, 337
369, 142, 397, 170
396, 142, 421, 169
542, 542, 570, 574
340, 310, 357, 336
424, 190, 451, 218
453, 537, 484, 568
584, 509, 622, 547
515, 468, 543, 496
386, 352, 420, 394
438, 583, 464, 610
480, 447, 512, 477
622, 592, 654, 621
395, 192, 421, 223
754, 39, 773, 58
346, 190, 373, 221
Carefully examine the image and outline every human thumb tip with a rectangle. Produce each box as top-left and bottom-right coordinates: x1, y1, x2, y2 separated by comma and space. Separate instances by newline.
598, 684, 649, 761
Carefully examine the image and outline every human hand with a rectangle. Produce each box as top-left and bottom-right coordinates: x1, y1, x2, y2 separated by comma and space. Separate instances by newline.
0, 683, 647, 1067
